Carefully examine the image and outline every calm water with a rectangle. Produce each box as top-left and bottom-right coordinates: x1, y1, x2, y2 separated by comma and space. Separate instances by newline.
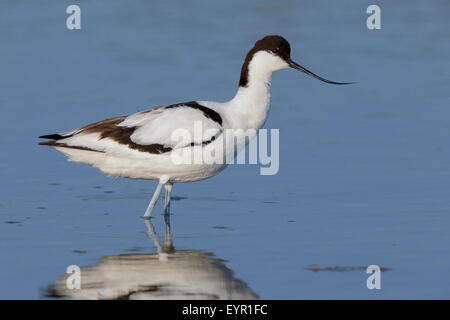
1, 0, 449, 299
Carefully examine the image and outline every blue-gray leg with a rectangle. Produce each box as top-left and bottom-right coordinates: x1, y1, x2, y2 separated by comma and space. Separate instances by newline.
164, 183, 173, 214
143, 182, 163, 219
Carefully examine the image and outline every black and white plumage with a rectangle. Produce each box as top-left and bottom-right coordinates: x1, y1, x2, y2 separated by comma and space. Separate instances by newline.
39, 35, 350, 218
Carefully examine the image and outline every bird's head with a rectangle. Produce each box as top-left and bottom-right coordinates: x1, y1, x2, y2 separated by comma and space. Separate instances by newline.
239, 35, 353, 87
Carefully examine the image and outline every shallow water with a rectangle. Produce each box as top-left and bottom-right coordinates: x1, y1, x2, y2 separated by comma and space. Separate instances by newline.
1, 0, 449, 299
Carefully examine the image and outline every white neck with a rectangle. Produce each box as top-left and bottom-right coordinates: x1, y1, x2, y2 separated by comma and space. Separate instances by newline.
227, 52, 279, 130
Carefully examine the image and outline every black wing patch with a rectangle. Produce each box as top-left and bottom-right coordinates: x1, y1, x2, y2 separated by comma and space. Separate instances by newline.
38, 101, 221, 154
166, 101, 222, 126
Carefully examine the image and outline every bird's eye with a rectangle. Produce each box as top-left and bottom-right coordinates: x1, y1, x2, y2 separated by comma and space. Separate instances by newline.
271, 48, 280, 54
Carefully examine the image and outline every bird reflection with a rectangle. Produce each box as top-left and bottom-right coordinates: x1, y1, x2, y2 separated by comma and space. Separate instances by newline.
47, 214, 258, 300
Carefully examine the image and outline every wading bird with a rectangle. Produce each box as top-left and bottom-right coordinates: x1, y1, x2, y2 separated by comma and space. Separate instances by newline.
39, 35, 351, 218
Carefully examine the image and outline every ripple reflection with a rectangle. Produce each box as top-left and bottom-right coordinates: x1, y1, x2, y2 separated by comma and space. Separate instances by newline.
47, 215, 258, 300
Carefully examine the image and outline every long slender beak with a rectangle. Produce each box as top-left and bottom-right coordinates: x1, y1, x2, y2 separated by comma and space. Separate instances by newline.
288, 59, 353, 85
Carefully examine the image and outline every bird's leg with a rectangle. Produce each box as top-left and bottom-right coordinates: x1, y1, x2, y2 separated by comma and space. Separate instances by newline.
143, 182, 163, 219
164, 183, 173, 214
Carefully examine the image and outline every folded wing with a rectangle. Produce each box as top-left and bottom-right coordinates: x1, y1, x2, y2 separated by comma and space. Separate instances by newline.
39, 101, 223, 159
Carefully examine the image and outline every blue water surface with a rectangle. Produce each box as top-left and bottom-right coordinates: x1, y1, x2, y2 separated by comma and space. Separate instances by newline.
0, 0, 449, 299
